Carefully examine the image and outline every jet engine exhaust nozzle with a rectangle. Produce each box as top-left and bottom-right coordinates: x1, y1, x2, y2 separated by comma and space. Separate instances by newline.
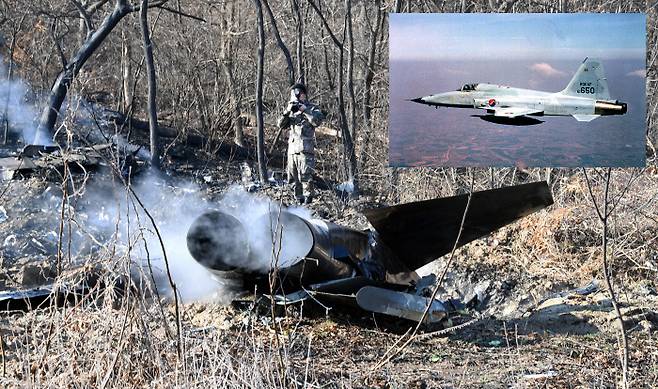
594, 100, 627, 116
186, 211, 249, 272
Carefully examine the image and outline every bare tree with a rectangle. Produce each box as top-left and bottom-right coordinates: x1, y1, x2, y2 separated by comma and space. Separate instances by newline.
291, 0, 304, 83
254, 0, 268, 183
345, 0, 356, 138
219, 1, 246, 147
37, 0, 132, 140
262, 0, 294, 85
140, 0, 160, 168
358, 0, 383, 170
583, 168, 635, 389
36, 0, 168, 141
307, 0, 359, 195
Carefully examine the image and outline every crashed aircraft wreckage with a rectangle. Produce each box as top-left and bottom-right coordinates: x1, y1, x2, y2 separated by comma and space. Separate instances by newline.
187, 181, 554, 323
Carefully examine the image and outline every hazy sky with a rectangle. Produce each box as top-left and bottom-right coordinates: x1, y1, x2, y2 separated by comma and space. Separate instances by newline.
390, 13, 646, 61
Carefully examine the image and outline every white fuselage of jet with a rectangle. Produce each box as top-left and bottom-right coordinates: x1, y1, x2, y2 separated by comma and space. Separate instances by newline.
410, 59, 627, 122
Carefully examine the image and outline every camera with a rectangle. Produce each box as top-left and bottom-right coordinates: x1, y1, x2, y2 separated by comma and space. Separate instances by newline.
290, 101, 301, 113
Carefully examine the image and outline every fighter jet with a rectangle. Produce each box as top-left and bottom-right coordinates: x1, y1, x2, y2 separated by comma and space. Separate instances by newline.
186, 182, 553, 323
410, 58, 627, 122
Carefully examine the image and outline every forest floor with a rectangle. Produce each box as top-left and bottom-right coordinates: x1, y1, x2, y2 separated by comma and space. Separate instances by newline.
0, 124, 657, 388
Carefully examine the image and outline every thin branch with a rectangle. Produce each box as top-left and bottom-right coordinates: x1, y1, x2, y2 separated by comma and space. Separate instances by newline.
70, 0, 95, 32
306, 0, 342, 48
86, 0, 111, 14
50, 18, 69, 68
583, 168, 604, 221
608, 169, 644, 216
157, 5, 206, 22
127, 0, 170, 12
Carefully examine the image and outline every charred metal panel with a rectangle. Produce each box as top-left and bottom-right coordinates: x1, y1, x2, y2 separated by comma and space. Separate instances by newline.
363, 182, 553, 271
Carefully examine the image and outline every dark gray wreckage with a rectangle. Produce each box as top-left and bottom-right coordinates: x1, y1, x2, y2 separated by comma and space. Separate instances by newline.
186, 181, 554, 323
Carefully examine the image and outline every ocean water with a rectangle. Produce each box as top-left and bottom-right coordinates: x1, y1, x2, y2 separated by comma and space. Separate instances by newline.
389, 59, 646, 167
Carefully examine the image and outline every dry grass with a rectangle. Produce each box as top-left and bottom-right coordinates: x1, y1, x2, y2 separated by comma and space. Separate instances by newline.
2, 295, 657, 387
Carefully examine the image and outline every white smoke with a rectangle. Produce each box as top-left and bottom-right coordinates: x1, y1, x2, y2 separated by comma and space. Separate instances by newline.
0, 56, 53, 145
67, 172, 314, 303
58, 171, 219, 303
213, 186, 313, 271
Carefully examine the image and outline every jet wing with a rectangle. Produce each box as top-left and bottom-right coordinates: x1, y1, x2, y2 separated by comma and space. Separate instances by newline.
483, 106, 543, 118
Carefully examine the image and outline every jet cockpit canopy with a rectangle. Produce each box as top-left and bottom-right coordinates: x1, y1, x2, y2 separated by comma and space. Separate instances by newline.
458, 83, 479, 92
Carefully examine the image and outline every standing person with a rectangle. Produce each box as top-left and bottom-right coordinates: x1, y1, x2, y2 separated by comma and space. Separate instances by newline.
277, 83, 324, 204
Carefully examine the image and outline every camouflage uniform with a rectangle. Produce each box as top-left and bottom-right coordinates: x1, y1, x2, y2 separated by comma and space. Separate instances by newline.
278, 99, 324, 203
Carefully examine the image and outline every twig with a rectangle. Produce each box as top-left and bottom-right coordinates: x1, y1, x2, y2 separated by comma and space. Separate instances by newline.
582, 167, 630, 388
129, 186, 183, 358
0, 331, 5, 377
156, 5, 206, 22
99, 297, 134, 388
303, 332, 313, 385
414, 315, 483, 340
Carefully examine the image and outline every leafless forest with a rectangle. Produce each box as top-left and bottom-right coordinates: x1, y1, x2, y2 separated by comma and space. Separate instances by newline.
0, 0, 656, 387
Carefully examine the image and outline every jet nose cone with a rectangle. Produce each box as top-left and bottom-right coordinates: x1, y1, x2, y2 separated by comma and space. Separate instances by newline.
409, 97, 426, 104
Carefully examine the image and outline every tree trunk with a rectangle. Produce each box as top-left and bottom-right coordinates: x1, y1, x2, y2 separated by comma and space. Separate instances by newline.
37, 0, 131, 142
140, 0, 160, 169
2, 17, 22, 145
357, 1, 382, 171
362, 0, 381, 127
220, 1, 245, 147
307, 0, 358, 194
346, 0, 356, 139
559, 0, 567, 12
292, 0, 304, 83
254, 0, 268, 183
121, 27, 133, 113
337, 24, 358, 194
262, 0, 295, 85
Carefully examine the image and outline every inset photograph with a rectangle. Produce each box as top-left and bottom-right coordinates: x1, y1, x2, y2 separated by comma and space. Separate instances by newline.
389, 13, 646, 167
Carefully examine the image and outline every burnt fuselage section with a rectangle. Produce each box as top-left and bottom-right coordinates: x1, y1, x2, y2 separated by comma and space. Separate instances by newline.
187, 182, 554, 296
186, 210, 414, 295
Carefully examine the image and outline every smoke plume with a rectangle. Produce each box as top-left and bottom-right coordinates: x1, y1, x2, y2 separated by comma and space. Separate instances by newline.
0, 57, 53, 145
65, 172, 313, 303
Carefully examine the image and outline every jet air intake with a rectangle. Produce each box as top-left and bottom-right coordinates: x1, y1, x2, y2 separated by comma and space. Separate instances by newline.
594, 100, 627, 116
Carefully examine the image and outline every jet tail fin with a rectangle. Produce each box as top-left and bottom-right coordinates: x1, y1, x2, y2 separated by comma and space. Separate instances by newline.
560, 57, 611, 100
363, 182, 554, 271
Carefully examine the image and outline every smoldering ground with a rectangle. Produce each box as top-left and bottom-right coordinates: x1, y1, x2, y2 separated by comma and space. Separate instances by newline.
0, 55, 314, 303
28, 169, 315, 303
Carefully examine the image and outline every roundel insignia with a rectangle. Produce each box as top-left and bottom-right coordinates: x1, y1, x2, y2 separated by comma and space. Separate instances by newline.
488, 98, 496, 107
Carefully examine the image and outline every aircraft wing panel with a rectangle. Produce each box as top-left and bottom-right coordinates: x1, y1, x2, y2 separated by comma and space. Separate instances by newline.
486, 106, 543, 118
